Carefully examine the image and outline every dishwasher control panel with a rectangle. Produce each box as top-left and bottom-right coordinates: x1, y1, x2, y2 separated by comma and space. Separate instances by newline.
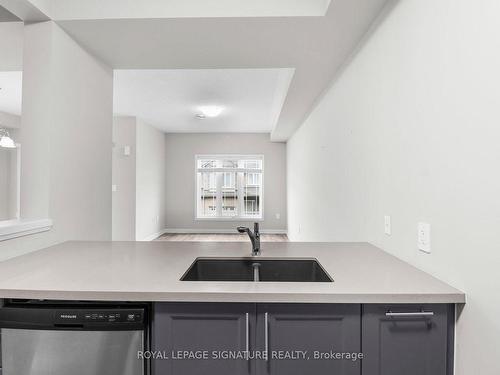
0, 303, 147, 331
55, 309, 144, 324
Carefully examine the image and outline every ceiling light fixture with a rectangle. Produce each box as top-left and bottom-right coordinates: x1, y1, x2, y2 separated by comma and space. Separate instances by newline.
198, 105, 224, 118
0, 128, 16, 148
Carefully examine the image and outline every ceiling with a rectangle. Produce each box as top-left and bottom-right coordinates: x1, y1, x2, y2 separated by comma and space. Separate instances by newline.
50, 0, 332, 19
0, 0, 393, 140
114, 69, 294, 133
0, 5, 20, 22
0, 71, 22, 115
57, 0, 391, 140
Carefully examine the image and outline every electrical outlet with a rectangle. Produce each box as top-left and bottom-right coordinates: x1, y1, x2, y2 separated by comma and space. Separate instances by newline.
275, 213, 281, 220
418, 222, 431, 253
384, 215, 391, 235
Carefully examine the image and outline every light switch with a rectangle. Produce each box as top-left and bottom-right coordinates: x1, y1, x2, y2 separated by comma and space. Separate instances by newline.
384, 215, 391, 235
275, 213, 281, 220
418, 222, 431, 253
111, 184, 117, 192
123, 145, 131, 156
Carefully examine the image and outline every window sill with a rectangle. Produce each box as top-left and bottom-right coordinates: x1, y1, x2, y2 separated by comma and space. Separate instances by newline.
0, 219, 53, 242
195, 217, 264, 222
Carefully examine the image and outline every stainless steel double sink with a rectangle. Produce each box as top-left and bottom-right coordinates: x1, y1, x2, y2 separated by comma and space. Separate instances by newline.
181, 258, 333, 282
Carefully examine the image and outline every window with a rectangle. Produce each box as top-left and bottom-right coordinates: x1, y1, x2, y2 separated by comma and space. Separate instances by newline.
223, 172, 235, 188
246, 173, 260, 186
196, 155, 263, 219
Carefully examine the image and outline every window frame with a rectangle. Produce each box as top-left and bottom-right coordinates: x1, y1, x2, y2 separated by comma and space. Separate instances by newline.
194, 154, 264, 221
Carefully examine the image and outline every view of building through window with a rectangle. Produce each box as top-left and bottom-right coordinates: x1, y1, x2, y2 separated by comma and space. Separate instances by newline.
196, 155, 263, 219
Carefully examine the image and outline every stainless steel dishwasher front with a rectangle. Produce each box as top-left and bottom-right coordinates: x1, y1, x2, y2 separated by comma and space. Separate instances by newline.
0, 301, 149, 375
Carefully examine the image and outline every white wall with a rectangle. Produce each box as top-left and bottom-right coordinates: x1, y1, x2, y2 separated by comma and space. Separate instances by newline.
0, 125, 19, 221
0, 22, 23, 71
165, 133, 287, 232
0, 148, 11, 220
18, 21, 52, 222
112, 116, 166, 241
0, 21, 113, 261
111, 116, 166, 241
48, 22, 113, 243
0, 24, 22, 222
0, 111, 21, 128
135, 120, 166, 240
112, 116, 136, 240
287, 0, 500, 374
287, 112, 367, 241
7, 133, 18, 219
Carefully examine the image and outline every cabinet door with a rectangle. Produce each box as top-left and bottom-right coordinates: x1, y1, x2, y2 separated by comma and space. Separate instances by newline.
257, 304, 361, 375
153, 303, 255, 375
362, 304, 453, 375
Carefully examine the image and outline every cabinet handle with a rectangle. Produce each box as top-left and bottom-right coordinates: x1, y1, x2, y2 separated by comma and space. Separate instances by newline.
385, 310, 434, 317
245, 313, 250, 360
265, 312, 269, 361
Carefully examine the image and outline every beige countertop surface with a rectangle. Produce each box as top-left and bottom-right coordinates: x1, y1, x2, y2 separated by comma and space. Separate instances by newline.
0, 241, 465, 304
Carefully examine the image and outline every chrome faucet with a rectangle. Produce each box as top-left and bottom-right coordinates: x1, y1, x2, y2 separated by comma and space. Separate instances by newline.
237, 223, 261, 256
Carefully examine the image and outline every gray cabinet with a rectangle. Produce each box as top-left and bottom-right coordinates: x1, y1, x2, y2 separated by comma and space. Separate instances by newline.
153, 303, 255, 375
257, 304, 361, 375
153, 303, 454, 375
153, 303, 360, 375
362, 304, 454, 375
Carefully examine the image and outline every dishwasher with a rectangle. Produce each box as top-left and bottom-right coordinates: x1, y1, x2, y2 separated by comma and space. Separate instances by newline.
0, 300, 150, 375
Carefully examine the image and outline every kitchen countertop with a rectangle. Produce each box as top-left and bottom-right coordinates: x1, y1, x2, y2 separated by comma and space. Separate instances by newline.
0, 241, 465, 303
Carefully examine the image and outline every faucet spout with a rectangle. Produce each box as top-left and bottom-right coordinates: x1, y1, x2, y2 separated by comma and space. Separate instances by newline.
237, 223, 261, 256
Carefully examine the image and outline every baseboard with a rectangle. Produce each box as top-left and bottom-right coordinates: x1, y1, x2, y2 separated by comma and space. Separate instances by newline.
140, 229, 168, 241
163, 228, 287, 235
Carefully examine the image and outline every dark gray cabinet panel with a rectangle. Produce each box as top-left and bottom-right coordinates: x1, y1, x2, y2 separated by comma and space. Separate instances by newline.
362, 304, 454, 375
257, 304, 361, 375
153, 303, 453, 375
153, 303, 255, 375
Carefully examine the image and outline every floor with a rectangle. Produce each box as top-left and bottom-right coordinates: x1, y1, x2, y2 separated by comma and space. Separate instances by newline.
156, 233, 288, 242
